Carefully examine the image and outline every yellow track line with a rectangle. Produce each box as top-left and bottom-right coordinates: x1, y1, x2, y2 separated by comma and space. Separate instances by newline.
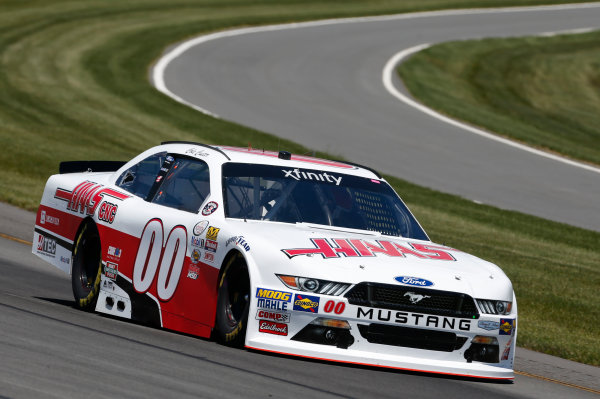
1, 231, 598, 394
0, 232, 32, 246
515, 370, 600, 394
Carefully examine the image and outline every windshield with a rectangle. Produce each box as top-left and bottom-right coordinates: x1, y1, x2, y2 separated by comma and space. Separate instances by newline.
222, 163, 428, 240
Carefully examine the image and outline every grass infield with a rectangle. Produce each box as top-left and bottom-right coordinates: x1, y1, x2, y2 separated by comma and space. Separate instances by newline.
399, 31, 600, 166
0, 0, 598, 365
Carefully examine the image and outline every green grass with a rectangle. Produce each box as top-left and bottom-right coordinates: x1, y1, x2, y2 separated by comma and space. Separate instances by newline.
0, 0, 598, 365
399, 31, 600, 166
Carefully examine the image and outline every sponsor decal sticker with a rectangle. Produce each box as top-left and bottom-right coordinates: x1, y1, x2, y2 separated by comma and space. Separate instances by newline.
190, 236, 204, 248
478, 320, 500, 331
259, 320, 288, 336
97, 202, 118, 223
54, 181, 129, 216
255, 310, 291, 323
203, 252, 214, 262
201, 201, 218, 216
193, 220, 209, 236
477, 320, 500, 331
60, 256, 70, 265
502, 338, 513, 361
40, 210, 60, 226
37, 235, 56, 256
187, 264, 200, 280
191, 249, 201, 264
356, 307, 472, 331
282, 168, 342, 186
205, 239, 218, 253
256, 288, 292, 311
206, 226, 220, 241
293, 294, 320, 313
499, 319, 515, 335
225, 236, 250, 252
104, 262, 118, 280
394, 276, 434, 287
107, 246, 122, 259
282, 238, 456, 261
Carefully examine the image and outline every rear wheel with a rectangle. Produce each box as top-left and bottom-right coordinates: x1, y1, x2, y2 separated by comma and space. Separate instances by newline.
71, 221, 102, 310
214, 256, 250, 346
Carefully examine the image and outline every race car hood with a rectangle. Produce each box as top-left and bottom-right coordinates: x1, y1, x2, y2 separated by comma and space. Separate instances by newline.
225, 220, 514, 301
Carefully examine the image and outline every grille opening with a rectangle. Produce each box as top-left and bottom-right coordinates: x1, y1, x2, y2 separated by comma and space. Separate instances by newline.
358, 323, 468, 352
346, 282, 479, 319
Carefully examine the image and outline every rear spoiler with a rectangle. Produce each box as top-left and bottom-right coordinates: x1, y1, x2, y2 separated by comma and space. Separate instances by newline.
59, 161, 126, 174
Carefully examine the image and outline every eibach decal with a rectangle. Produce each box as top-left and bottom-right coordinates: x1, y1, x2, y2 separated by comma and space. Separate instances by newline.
282, 238, 457, 261
55, 181, 130, 217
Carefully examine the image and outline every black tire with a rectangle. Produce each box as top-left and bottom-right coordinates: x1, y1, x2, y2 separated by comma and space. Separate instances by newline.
214, 256, 250, 346
71, 221, 102, 310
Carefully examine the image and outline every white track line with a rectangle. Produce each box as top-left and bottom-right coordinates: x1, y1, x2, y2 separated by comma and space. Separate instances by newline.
382, 44, 600, 175
152, 2, 600, 174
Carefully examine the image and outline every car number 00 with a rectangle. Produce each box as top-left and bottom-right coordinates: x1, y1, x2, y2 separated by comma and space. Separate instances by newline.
323, 300, 345, 314
133, 219, 188, 301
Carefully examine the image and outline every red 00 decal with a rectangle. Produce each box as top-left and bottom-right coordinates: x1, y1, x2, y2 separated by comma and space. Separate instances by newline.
133, 219, 188, 301
323, 300, 345, 314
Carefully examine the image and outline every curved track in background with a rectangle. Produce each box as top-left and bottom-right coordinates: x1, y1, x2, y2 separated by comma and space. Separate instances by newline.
155, 3, 600, 232
1, 203, 599, 398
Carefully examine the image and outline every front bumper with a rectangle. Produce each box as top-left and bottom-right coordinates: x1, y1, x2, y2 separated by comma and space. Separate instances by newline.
246, 290, 516, 380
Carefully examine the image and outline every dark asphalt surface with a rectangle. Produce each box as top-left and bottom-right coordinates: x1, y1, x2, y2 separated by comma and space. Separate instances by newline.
1, 204, 599, 398
156, 4, 600, 232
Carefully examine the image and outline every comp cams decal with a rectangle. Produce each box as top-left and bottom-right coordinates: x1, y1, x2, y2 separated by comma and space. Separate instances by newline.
255, 310, 291, 323
282, 238, 457, 260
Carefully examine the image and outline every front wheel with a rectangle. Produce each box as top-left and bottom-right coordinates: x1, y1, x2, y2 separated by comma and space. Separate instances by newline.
214, 256, 250, 346
71, 221, 102, 310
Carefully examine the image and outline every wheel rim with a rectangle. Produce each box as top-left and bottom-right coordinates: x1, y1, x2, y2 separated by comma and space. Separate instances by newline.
78, 234, 100, 292
224, 270, 249, 328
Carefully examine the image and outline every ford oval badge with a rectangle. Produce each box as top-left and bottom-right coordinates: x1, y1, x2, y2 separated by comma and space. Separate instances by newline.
394, 276, 434, 287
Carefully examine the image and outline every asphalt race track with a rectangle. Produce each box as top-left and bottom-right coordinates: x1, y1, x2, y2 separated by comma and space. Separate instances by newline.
155, 3, 600, 232
3, 4, 600, 399
1, 208, 599, 397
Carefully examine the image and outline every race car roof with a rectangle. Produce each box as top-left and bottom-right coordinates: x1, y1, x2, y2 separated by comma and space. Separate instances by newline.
160, 141, 381, 179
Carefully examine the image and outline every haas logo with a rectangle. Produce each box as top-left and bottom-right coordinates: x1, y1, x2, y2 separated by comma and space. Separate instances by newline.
404, 292, 431, 304
55, 181, 129, 218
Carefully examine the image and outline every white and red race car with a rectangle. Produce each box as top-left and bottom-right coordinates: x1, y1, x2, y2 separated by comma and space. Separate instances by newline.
33, 142, 517, 380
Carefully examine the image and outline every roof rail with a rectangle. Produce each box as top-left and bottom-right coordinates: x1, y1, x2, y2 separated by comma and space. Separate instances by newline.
332, 159, 382, 178
160, 141, 231, 160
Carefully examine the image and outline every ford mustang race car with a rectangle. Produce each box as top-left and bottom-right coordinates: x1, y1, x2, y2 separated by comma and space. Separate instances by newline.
33, 141, 517, 380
